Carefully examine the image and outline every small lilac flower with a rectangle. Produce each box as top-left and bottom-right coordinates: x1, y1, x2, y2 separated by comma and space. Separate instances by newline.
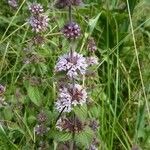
55, 51, 88, 78
55, 87, 72, 113
86, 56, 98, 66
29, 15, 49, 33
28, 3, 44, 15
0, 84, 5, 95
87, 38, 97, 52
62, 22, 81, 40
8, 0, 18, 8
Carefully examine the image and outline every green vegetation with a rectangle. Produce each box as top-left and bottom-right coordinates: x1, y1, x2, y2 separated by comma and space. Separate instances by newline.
0, 0, 150, 149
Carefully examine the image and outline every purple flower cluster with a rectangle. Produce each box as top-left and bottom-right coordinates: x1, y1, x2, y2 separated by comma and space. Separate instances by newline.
88, 138, 100, 150
0, 84, 5, 95
32, 35, 45, 45
55, 87, 72, 113
37, 111, 47, 123
87, 37, 97, 52
8, 0, 18, 8
86, 56, 99, 66
62, 22, 81, 40
55, 51, 87, 78
28, 3, 49, 33
55, 84, 87, 112
28, 3, 43, 15
56, 116, 85, 133
55, 0, 82, 9
89, 144, 98, 150
35, 111, 49, 136
35, 124, 49, 136
29, 15, 49, 33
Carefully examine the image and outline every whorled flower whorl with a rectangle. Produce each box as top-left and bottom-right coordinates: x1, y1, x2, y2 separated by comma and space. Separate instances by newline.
8, 0, 18, 8
62, 22, 81, 40
28, 3, 44, 15
87, 37, 97, 52
55, 0, 82, 9
29, 15, 49, 33
56, 116, 85, 133
55, 83, 87, 113
55, 51, 87, 78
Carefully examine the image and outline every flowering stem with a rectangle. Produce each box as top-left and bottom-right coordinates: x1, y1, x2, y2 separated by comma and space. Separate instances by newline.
68, 3, 76, 150
69, 5, 72, 22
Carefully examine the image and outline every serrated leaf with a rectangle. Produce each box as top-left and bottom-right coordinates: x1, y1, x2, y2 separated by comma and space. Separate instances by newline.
74, 105, 87, 121
89, 106, 100, 119
75, 127, 94, 148
54, 132, 72, 142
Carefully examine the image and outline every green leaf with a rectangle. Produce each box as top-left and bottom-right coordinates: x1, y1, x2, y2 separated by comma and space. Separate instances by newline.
88, 12, 102, 34
27, 85, 41, 106
54, 131, 72, 142
88, 105, 101, 119
3, 107, 13, 120
27, 115, 36, 125
75, 127, 94, 148
74, 105, 87, 121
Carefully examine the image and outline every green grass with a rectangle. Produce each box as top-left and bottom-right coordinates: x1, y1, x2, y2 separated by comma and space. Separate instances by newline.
0, 0, 150, 149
